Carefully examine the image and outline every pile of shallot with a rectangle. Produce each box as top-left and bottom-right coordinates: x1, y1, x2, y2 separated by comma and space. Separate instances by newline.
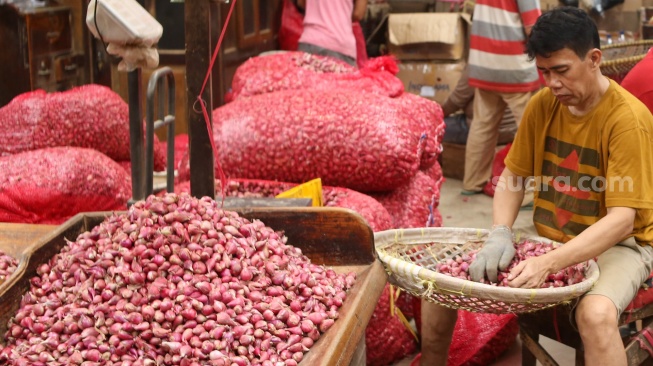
434, 240, 588, 287
0, 250, 18, 282
0, 193, 355, 365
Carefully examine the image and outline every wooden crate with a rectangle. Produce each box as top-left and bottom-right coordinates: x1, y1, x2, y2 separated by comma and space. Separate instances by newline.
0, 208, 386, 366
0, 223, 56, 293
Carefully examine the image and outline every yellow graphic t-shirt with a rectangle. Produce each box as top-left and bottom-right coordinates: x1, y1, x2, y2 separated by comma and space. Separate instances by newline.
505, 79, 653, 245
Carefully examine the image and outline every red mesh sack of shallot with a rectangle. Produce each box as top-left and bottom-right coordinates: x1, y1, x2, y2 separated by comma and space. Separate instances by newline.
0, 147, 131, 224
0, 85, 167, 171
384, 93, 446, 169
371, 161, 444, 229
173, 179, 294, 199
366, 283, 418, 366
421, 160, 445, 227
117, 161, 132, 175
322, 186, 393, 232
411, 308, 518, 366
159, 133, 189, 172
449, 312, 518, 366
173, 178, 394, 232
210, 89, 442, 192
229, 52, 404, 100
483, 143, 512, 197
175, 148, 191, 182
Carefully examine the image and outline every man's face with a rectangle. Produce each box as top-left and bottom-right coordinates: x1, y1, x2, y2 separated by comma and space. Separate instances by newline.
535, 47, 597, 107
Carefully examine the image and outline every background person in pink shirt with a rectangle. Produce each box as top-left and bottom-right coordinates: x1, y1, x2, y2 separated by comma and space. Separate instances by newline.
296, 0, 367, 67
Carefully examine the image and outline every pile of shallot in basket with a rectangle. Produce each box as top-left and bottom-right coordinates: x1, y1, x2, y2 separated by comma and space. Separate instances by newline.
0, 193, 356, 366
434, 240, 588, 287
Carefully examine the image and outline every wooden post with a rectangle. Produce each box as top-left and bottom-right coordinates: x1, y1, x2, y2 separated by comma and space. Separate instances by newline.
185, 0, 215, 199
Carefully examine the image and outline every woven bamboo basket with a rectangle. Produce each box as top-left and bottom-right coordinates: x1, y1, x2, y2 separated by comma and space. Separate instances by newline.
601, 40, 653, 83
374, 227, 599, 314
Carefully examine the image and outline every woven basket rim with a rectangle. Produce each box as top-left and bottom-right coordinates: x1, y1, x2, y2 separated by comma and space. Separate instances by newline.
602, 39, 653, 50
374, 227, 599, 306
600, 40, 652, 72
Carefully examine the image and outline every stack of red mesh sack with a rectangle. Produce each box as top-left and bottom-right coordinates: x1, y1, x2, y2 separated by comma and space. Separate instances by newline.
0, 85, 169, 223
0, 85, 167, 170
0, 147, 131, 224
178, 52, 446, 232
173, 52, 447, 365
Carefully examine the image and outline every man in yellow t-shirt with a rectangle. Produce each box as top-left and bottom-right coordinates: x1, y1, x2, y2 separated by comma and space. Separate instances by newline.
464, 7, 653, 365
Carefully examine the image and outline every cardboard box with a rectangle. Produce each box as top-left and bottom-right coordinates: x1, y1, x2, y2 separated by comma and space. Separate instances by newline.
387, 12, 471, 61
396, 60, 465, 105
539, 0, 560, 11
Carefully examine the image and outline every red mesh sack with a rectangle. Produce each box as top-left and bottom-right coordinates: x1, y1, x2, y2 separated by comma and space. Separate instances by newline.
423, 155, 445, 188
624, 273, 653, 311
448, 312, 518, 366
230, 52, 403, 100
279, 0, 304, 51
175, 147, 191, 180
0, 90, 47, 157
483, 143, 512, 197
173, 134, 189, 170
384, 93, 446, 170
117, 161, 132, 175
0, 85, 167, 171
424, 160, 444, 227
322, 186, 393, 232
371, 162, 444, 229
209, 89, 442, 192
366, 284, 418, 366
173, 179, 294, 199
411, 309, 518, 366
173, 178, 393, 232
0, 147, 131, 224
160, 133, 189, 172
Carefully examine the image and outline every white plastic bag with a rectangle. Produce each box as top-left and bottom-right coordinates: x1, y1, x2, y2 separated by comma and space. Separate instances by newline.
86, 0, 162, 46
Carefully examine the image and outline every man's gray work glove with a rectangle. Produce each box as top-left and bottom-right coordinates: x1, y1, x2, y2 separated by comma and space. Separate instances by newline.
469, 225, 515, 283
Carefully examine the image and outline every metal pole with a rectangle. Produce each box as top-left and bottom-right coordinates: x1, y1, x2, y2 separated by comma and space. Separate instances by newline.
185, 0, 215, 199
127, 69, 145, 205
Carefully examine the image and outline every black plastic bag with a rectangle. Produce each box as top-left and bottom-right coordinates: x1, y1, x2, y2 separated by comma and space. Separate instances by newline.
590, 0, 625, 15
560, 0, 579, 6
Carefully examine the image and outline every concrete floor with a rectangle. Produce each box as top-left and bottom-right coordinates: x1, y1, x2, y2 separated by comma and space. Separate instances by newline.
391, 176, 576, 366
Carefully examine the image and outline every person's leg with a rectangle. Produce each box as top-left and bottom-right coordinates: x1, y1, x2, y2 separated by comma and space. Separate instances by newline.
501, 90, 536, 128
419, 300, 457, 366
462, 89, 505, 193
575, 295, 625, 366
575, 238, 653, 365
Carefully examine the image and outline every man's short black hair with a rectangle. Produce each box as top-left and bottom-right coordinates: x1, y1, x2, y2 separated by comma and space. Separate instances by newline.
526, 7, 601, 61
